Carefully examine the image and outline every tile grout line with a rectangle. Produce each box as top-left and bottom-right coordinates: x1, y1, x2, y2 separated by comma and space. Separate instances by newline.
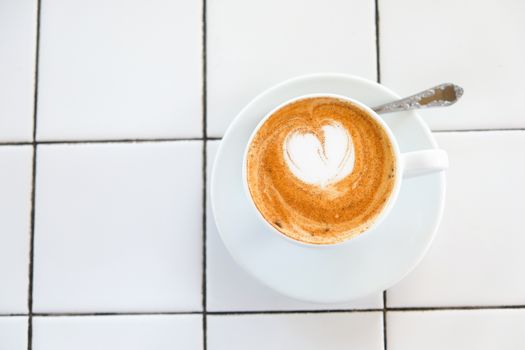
0, 314, 28, 317
27, 0, 42, 348
3, 304, 525, 319
35, 137, 215, 144
375, 0, 387, 349
0, 137, 223, 147
374, 0, 381, 84
387, 305, 525, 311
201, 141, 208, 347
201, 0, 208, 349
432, 128, 525, 133
208, 309, 384, 315
27, 146, 37, 350
32, 312, 203, 317
31, 0, 41, 143
2, 128, 525, 149
383, 291, 388, 350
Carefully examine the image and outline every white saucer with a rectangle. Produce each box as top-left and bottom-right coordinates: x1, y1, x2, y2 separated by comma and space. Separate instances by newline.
211, 73, 446, 303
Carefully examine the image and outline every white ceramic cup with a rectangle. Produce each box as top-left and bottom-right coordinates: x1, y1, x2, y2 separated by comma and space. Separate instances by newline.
242, 93, 448, 246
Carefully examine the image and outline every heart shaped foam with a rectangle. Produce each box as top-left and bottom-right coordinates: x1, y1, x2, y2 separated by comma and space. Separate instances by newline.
283, 121, 355, 187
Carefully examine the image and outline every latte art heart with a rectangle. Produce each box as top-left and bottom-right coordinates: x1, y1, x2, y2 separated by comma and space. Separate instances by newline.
283, 122, 355, 187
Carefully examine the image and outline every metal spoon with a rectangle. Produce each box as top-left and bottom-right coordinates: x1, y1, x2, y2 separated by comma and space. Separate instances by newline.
372, 83, 463, 114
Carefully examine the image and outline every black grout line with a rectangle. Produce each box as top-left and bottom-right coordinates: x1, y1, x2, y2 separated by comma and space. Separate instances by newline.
202, 1, 207, 141
374, 0, 380, 81
207, 309, 383, 316
1, 128, 525, 148
32, 311, 202, 317
375, 1, 386, 348
37, 137, 207, 145
388, 305, 525, 312
27, 318, 32, 350
3, 127, 525, 148
432, 128, 525, 133
383, 291, 388, 350
0, 137, 223, 147
3, 305, 525, 319
3, 130, 525, 149
32, 0, 41, 142
27, 148, 37, 315
27, 0, 42, 349
202, 310, 208, 350
27, 147, 37, 350
202, 138, 208, 350
0, 314, 27, 317
201, 0, 208, 349
0, 142, 34, 146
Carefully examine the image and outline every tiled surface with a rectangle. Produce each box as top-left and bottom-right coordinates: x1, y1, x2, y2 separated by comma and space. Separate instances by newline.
207, 0, 377, 136
0, 147, 32, 313
33, 315, 202, 350
0, 0, 36, 141
388, 310, 525, 350
0, 317, 28, 349
33, 142, 202, 312
206, 141, 383, 311
1, 0, 525, 349
388, 132, 525, 307
381, 0, 525, 131
208, 312, 383, 350
37, 0, 202, 140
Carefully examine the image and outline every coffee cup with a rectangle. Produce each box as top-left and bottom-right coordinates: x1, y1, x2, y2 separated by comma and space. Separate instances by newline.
242, 93, 448, 246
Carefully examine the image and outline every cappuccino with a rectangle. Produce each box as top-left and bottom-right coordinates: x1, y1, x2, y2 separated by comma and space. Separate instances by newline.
246, 97, 396, 244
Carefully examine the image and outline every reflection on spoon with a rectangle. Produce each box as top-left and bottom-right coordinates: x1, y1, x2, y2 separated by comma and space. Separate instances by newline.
372, 83, 463, 114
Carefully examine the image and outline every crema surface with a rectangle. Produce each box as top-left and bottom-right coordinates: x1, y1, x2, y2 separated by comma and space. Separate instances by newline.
246, 97, 396, 244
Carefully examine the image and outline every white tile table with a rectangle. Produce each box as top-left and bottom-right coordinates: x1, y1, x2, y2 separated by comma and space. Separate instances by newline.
0, 0, 36, 141
0, 317, 28, 350
208, 312, 384, 350
388, 310, 525, 350
37, 0, 202, 140
33, 142, 203, 312
0, 147, 32, 313
0, 0, 524, 348
33, 315, 203, 350
380, 0, 525, 131
207, 0, 377, 137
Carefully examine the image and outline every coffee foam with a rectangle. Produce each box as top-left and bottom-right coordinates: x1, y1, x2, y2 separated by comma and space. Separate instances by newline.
283, 121, 355, 187
246, 97, 396, 245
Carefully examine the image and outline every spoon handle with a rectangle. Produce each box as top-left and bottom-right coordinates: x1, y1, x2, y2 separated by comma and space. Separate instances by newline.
372, 83, 463, 114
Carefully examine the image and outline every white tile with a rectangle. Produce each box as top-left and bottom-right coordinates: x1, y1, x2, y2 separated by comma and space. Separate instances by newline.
208, 312, 383, 350
388, 310, 525, 350
33, 142, 202, 312
0, 146, 32, 313
206, 141, 382, 311
33, 315, 202, 350
381, 0, 525, 130
207, 0, 376, 136
0, 317, 28, 350
388, 132, 525, 307
0, 0, 36, 141
37, 0, 202, 140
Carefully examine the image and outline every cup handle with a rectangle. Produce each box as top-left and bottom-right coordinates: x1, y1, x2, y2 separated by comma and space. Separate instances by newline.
401, 149, 448, 178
